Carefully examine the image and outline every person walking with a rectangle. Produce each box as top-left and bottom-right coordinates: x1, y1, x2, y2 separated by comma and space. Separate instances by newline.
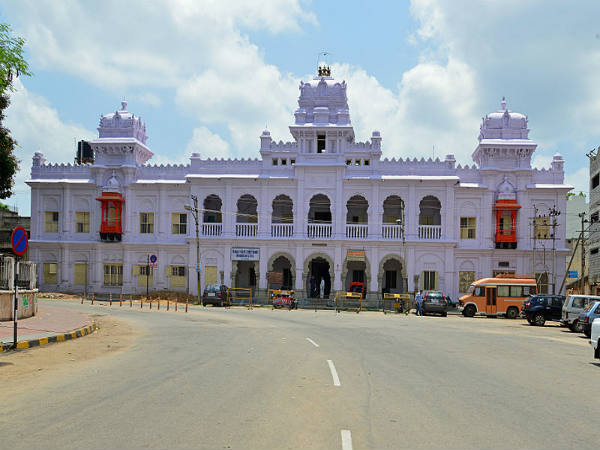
310, 275, 317, 298
415, 290, 424, 316
320, 277, 325, 299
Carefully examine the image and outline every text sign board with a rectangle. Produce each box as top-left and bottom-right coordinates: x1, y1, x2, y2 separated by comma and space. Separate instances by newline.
231, 247, 260, 261
267, 271, 283, 285
347, 249, 365, 262
11, 226, 28, 256
568, 270, 578, 278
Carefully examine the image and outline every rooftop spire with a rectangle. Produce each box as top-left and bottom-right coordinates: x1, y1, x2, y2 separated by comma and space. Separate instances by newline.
501, 96, 507, 110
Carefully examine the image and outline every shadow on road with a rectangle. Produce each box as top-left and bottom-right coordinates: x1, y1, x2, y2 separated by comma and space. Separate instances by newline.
0, 361, 15, 367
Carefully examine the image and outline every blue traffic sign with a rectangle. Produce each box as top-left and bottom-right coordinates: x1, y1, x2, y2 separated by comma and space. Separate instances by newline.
150, 254, 157, 264
568, 270, 578, 278
11, 227, 28, 256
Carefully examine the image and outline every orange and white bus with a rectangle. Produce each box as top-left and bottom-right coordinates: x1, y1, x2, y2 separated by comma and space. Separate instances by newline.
459, 275, 537, 319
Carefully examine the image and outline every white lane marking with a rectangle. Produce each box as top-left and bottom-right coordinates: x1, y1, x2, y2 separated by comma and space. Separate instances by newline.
341, 430, 353, 450
327, 359, 341, 386
306, 337, 319, 347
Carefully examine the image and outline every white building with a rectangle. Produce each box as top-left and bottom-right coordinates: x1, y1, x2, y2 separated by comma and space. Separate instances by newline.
28, 65, 571, 300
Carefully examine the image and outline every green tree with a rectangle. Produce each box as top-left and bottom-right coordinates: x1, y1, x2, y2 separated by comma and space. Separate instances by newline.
0, 23, 31, 199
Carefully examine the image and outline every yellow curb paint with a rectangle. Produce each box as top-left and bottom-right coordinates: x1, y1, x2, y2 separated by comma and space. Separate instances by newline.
70, 332, 77, 339
16, 342, 29, 349
39, 337, 49, 346
57, 335, 65, 342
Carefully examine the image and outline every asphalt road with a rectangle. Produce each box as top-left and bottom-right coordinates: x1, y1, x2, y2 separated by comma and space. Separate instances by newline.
1, 300, 598, 450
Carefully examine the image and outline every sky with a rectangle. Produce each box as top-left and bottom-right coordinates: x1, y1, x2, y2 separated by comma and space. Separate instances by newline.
1, 0, 599, 216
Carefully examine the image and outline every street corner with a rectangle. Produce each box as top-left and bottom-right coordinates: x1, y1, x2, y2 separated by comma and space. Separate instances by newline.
0, 322, 98, 352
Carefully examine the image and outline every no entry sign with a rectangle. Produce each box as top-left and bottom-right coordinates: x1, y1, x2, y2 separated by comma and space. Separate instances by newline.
11, 226, 28, 256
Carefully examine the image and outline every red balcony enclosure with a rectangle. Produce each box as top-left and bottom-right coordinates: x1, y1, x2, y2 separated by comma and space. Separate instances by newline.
96, 192, 124, 242
493, 199, 521, 249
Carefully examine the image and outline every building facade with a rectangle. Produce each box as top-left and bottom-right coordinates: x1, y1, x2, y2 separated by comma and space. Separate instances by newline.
28, 66, 571, 300
588, 150, 600, 291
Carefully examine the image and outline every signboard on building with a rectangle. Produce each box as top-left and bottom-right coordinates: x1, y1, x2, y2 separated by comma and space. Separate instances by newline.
231, 247, 260, 261
568, 270, 578, 278
347, 249, 366, 262
267, 271, 283, 285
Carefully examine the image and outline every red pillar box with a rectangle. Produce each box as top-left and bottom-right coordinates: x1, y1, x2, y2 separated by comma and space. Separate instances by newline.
493, 199, 521, 249
96, 192, 124, 242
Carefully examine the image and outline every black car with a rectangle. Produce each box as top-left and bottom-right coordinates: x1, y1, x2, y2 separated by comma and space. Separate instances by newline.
521, 294, 565, 326
202, 284, 228, 306
422, 291, 448, 316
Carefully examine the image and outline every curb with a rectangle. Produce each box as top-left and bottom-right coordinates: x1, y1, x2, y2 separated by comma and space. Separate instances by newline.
0, 322, 98, 352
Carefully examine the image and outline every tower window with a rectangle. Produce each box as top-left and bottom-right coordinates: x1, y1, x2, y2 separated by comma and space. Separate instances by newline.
317, 134, 326, 153
272, 158, 278, 166
364, 159, 370, 166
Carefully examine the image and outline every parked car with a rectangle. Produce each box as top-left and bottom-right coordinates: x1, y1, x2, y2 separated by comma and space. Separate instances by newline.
202, 284, 228, 306
521, 294, 565, 326
591, 318, 600, 359
561, 295, 600, 332
578, 301, 600, 338
422, 291, 448, 316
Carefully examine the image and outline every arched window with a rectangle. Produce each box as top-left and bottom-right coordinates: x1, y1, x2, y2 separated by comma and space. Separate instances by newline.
272, 195, 293, 223
383, 195, 404, 224
346, 195, 368, 224
236, 194, 258, 223
308, 194, 331, 223
419, 196, 441, 226
203, 195, 222, 223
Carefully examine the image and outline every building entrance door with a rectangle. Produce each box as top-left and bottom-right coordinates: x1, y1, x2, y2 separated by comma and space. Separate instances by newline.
308, 258, 330, 298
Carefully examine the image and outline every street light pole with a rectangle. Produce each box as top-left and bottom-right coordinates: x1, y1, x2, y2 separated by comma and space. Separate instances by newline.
185, 195, 201, 305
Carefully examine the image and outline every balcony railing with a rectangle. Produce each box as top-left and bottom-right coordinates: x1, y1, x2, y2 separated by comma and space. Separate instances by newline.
346, 224, 368, 239
382, 224, 404, 240
271, 223, 294, 238
202, 223, 222, 236
418, 225, 442, 240
236, 223, 258, 237
307, 223, 332, 239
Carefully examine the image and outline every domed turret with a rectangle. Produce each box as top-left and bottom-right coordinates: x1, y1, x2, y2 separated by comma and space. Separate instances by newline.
478, 97, 529, 141
98, 101, 148, 144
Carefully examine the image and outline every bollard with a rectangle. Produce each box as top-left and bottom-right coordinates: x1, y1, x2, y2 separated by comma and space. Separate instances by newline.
109, 293, 113, 306
158, 299, 160, 311
185, 298, 188, 313
141, 297, 143, 309
81, 293, 84, 304
150, 299, 152, 310
119, 294, 123, 307
91, 293, 95, 305
130, 295, 133, 308
175, 300, 178, 312
167, 299, 170, 311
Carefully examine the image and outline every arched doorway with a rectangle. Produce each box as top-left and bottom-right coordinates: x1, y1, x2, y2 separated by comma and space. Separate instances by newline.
306, 257, 331, 298
270, 255, 293, 290
378, 254, 407, 295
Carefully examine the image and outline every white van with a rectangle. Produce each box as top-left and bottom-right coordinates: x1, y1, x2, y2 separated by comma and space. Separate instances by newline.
591, 319, 600, 359
561, 295, 600, 332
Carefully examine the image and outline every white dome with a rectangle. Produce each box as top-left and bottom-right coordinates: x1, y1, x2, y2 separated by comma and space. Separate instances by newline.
98, 101, 148, 144
479, 97, 529, 141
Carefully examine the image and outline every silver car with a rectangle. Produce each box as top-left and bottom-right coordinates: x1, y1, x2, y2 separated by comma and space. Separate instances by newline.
561, 295, 600, 332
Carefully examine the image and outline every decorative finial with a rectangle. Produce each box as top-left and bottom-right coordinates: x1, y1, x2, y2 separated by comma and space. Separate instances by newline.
501, 96, 506, 110
121, 100, 127, 110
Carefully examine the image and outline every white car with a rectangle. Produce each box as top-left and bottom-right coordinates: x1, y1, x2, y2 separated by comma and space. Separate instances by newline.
592, 318, 600, 359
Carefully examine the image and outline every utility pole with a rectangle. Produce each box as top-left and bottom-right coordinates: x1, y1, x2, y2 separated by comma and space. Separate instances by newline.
579, 212, 587, 294
548, 205, 561, 294
185, 195, 201, 305
532, 204, 538, 287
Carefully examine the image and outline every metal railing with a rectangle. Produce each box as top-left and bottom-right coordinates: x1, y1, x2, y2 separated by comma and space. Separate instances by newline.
418, 225, 442, 240
382, 224, 404, 240
202, 223, 222, 236
16, 261, 37, 290
271, 223, 294, 238
345, 224, 368, 239
236, 223, 258, 237
0, 256, 36, 290
307, 223, 332, 239
0, 255, 14, 290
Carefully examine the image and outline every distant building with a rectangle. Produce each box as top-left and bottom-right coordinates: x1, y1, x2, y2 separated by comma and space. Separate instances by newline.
27, 65, 571, 301
0, 207, 30, 258
565, 194, 588, 292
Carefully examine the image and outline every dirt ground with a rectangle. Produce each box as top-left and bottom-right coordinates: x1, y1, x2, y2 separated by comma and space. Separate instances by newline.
0, 315, 140, 397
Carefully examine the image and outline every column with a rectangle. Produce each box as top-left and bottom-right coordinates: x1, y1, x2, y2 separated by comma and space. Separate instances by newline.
369, 247, 379, 294
295, 245, 304, 292
224, 182, 233, 238
407, 183, 416, 240
335, 167, 344, 239
258, 246, 268, 290
445, 181, 455, 240
368, 181, 380, 239
223, 244, 232, 289
333, 246, 343, 292
259, 183, 269, 239
407, 246, 416, 292
295, 168, 305, 238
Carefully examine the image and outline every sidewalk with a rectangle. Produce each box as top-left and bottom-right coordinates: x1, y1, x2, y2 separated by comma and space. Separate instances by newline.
0, 305, 93, 349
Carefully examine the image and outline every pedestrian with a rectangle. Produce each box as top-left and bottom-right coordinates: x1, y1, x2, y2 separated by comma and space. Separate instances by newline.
310, 275, 317, 298
320, 277, 325, 299
415, 290, 423, 316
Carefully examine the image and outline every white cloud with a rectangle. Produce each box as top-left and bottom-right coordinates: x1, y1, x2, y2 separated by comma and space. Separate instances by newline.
3, 79, 95, 215
132, 92, 162, 107
184, 127, 231, 159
